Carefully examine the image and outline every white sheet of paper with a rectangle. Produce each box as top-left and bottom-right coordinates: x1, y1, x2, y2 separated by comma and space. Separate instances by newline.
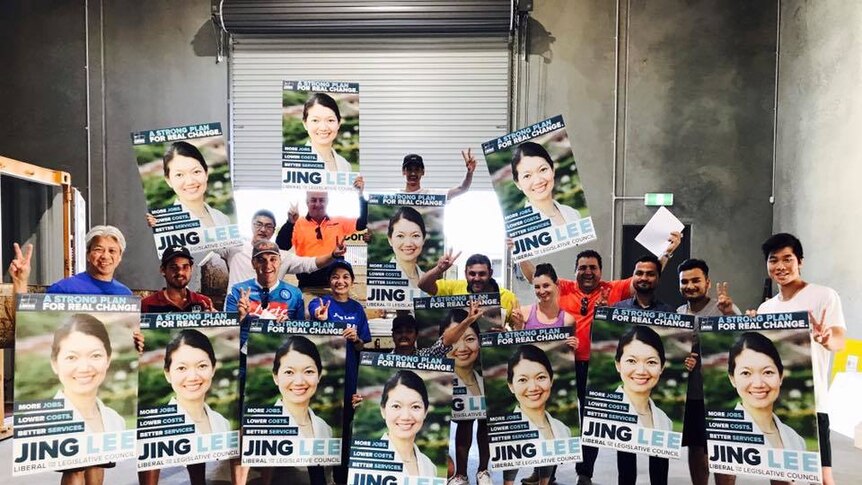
635, 206, 684, 257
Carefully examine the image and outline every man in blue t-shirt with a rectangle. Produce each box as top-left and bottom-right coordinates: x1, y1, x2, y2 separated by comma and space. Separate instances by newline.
48, 225, 132, 295
225, 240, 304, 320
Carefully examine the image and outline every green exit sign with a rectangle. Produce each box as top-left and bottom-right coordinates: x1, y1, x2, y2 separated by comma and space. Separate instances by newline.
644, 193, 674, 206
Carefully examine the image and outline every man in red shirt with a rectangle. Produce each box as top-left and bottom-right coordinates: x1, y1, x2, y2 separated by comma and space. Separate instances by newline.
519, 231, 681, 485
141, 245, 214, 313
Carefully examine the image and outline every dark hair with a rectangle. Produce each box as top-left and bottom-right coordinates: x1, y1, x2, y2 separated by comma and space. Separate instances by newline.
253, 209, 276, 225
511, 142, 554, 181
164, 329, 216, 370
303, 92, 341, 122
614, 325, 666, 367
387, 206, 426, 238
465, 254, 492, 271
329, 260, 355, 281
761, 233, 803, 262
534, 263, 558, 283
273, 335, 322, 375
163, 141, 208, 178
728, 332, 784, 377
678, 258, 709, 277
438, 308, 480, 340
381, 370, 429, 409
392, 313, 418, 331
51, 314, 112, 361
507, 344, 554, 383
635, 254, 662, 277
576, 249, 603, 270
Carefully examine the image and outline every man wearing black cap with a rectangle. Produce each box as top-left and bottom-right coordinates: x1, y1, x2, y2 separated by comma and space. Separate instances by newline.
401, 150, 477, 199
142, 245, 214, 313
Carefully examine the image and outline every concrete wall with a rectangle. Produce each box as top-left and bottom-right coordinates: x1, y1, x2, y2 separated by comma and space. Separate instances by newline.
517, 0, 778, 310
775, 0, 862, 337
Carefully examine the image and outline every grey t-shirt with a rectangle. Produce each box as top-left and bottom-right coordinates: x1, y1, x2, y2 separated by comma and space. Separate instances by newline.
677, 298, 741, 400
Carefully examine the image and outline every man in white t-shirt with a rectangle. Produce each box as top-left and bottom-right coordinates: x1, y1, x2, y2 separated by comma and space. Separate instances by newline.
756, 233, 846, 485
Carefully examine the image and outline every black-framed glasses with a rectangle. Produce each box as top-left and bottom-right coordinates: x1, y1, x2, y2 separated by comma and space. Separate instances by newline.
260, 288, 270, 309
580, 297, 589, 316
253, 221, 275, 231
315, 226, 323, 240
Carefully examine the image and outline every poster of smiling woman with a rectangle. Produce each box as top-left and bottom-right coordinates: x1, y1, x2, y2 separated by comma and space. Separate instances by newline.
131, 122, 242, 259
283, 80, 360, 191
582, 307, 694, 462
700, 312, 820, 483
481, 115, 596, 262
13, 294, 140, 476
136, 312, 240, 471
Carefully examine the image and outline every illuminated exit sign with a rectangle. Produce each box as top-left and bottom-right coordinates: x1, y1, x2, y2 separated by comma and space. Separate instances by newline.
644, 193, 673, 206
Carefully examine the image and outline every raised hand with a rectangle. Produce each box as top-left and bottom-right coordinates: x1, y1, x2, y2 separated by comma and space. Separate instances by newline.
287, 202, 299, 224
716, 282, 735, 315
8, 242, 33, 290
461, 148, 477, 173
237, 287, 252, 321
666, 231, 683, 255
314, 297, 331, 321
463, 299, 482, 324
353, 175, 365, 192
810, 309, 831, 347
332, 236, 347, 258
510, 307, 525, 330
435, 248, 462, 273
145, 213, 158, 228
684, 352, 698, 372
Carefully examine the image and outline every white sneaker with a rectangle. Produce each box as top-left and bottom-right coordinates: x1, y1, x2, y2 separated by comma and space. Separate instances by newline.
476, 470, 492, 485
448, 475, 469, 485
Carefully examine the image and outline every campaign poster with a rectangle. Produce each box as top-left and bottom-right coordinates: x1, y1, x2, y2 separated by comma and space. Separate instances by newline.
366, 192, 446, 310
481, 115, 596, 262
282, 80, 360, 191
131, 122, 242, 258
242, 319, 346, 466
12, 294, 140, 475
349, 352, 454, 485
581, 307, 694, 460
414, 293, 504, 420
480, 327, 581, 471
700, 312, 820, 483
136, 312, 240, 470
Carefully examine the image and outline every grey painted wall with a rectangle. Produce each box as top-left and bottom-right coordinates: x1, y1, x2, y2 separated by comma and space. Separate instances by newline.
515, 0, 778, 311
775, 1, 861, 337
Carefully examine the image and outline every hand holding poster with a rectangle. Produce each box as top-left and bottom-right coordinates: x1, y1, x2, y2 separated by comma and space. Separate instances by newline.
480, 327, 581, 473
366, 192, 447, 309
581, 307, 694, 460
131, 122, 241, 258
242, 319, 346, 466
700, 312, 820, 482
136, 312, 240, 470
283, 80, 360, 191
349, 352, 454, 485
13, 294, 140, 475
413, 293, 503, 420
482, 115, 596, 262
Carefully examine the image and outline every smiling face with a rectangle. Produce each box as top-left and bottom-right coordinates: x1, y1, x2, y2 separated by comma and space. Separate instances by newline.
679, 268, 710, 302
533, 274, 558, 303
306, 191, 329, 220
87, 236, 123, 280
161, 256, 193, 290
392, 325, 418, 354
766, 246, 802, 288
303, 103, 341, 149
380, 384, 427, 441
164, 344, 214, 403
165, 154, 208, 205
632, 261, 660, 295
253, 253, 281, 287
514, 156, 555, 204
251, 215, 276, 243
465, 263, 492, 293
508, 359, 552, 412
615, 338, 663, 396
730, 348, 782, 412
388, 218, 425, 265
402, 164, 425, 189
448, 324, 479, 370
329, 267, 354, 298
575, 256, 602, 292
51, 331, 111, 398
273, 350, 320, 408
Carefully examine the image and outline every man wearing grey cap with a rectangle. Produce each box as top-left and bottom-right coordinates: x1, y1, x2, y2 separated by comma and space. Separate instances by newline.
224, 240, 304, 321
401, 150, 477, 199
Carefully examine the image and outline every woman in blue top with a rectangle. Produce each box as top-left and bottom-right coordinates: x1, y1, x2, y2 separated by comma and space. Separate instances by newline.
308, 260, 371, 484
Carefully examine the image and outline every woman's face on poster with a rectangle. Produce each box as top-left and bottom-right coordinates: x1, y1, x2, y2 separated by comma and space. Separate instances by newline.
515, 156, 555, 204
165, 344, 215, 402
51, 331, 111, 397
273, 350, 320, 407
380, 384, 427, 441
615, 339, 663, 395
303, 102, 341, 148
730, 348, 782, 411
388, 217, 425, 265
508, 358, 552, 412
165, 154, 208, 205
448, 324, 480, 370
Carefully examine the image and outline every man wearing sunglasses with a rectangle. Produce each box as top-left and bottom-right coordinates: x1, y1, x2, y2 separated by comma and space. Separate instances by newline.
218, 209, 344, 295
518, 231, 681, 485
